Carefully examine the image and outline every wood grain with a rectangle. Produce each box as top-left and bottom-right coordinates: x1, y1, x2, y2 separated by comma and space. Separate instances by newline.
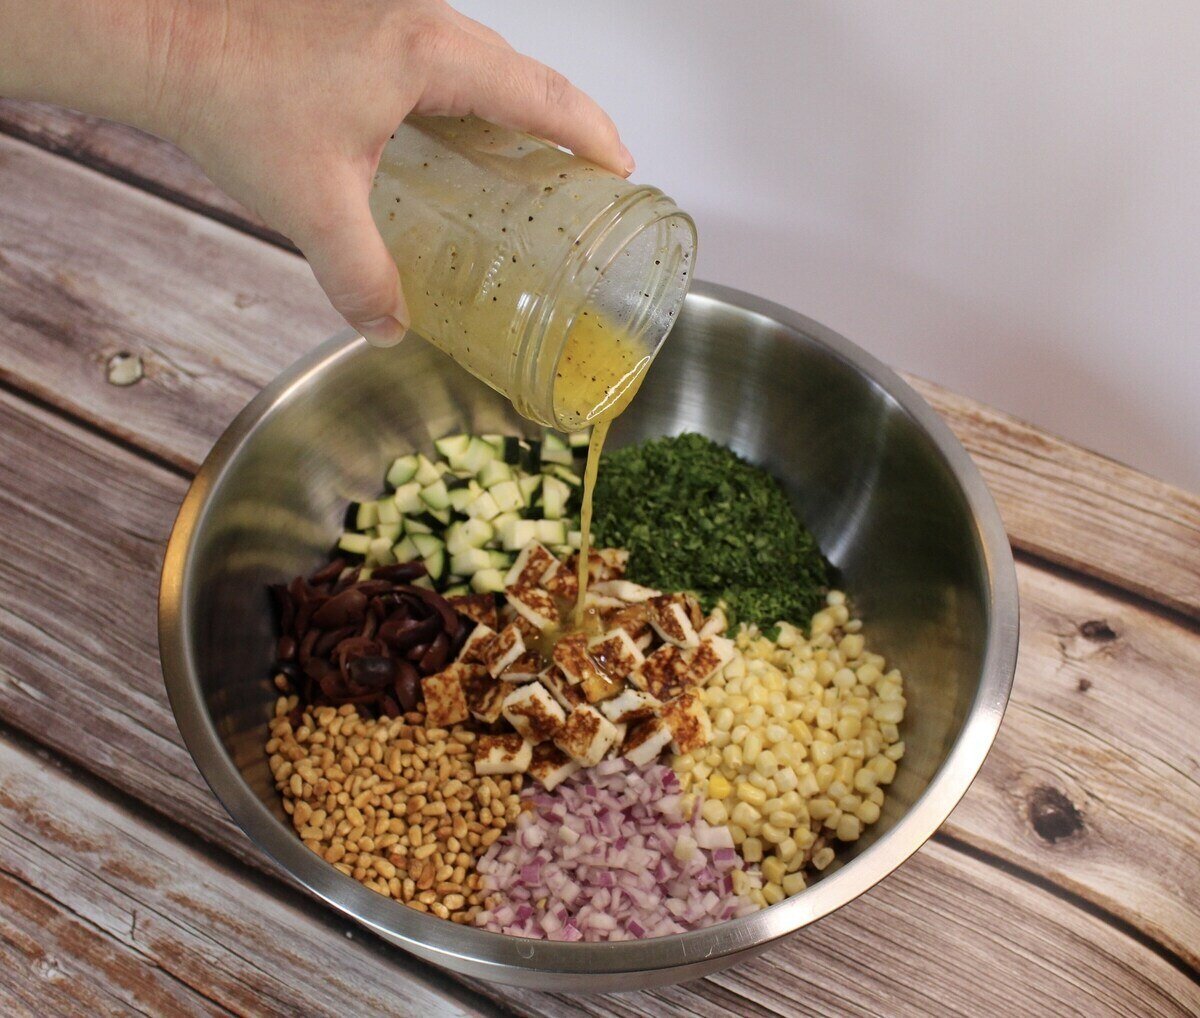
0, 124, 1197, 618
0, 99, 283, 246
907, 375, 1200, 620
474, 840, 1200, 1018
0, 132, 341, 473
0, 385, 1196, 998
0, 731, 499, 1018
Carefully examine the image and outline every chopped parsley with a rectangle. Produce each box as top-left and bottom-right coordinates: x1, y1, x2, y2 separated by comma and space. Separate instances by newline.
591, 433, 830, 628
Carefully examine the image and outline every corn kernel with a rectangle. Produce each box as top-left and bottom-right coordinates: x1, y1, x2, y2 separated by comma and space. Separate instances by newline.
737, 781, 767, 808
708, 773, 732, 800
762, 882, 785, 905
836, 814, 863, 841
762, 856, 786, 885
701, 798, 728, 826
731, 801, 761, 828
855, 800, 881, 825
782, 872, 806, 896
812, 847, 835, 870
741, 837, 763, 863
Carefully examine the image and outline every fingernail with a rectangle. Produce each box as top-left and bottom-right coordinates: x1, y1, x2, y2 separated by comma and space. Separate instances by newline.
357, 315, 407, 348
619, 144, 636, 176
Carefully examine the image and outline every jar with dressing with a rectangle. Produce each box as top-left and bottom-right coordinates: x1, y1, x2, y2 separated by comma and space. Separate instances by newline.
369, 116, 696, 431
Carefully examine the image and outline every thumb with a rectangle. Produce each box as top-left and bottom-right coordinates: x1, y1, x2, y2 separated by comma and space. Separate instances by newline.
292, 171, 409, 348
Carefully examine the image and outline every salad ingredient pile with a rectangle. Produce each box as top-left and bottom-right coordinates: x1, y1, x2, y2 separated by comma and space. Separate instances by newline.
590, 433, 829, 627
265, 429, 905, 939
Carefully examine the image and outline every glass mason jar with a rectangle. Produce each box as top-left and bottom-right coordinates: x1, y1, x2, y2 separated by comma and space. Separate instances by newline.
369, 116, 696, 430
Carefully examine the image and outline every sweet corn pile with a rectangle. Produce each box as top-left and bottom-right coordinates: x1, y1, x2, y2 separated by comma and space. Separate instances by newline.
673, 591, 906, 908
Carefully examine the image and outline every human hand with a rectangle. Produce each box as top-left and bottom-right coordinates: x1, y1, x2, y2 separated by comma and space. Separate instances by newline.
150, 0, 634, 346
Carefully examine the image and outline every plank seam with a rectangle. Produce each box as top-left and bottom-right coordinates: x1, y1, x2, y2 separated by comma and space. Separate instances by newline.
931, 831, 1199, 986
0, 720, 515, 1018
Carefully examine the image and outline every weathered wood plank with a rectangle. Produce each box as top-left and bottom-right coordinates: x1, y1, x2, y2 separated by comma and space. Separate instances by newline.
0, 126, 1197, 617
475, 840, 1200, 1018
0, 98, 283, 246
0, 132, 341, 473
0, 732, 500, 1018
0, 385, 1196, 998
907, 376, 1200, 620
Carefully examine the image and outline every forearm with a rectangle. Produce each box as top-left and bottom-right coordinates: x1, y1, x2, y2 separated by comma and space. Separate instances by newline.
0, 0, 211, 140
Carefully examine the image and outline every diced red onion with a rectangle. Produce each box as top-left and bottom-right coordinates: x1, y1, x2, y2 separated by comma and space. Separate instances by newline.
475, 759, 760, 942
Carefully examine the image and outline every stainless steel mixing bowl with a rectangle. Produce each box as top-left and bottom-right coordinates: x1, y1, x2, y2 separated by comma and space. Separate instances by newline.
160, 281, 1018, 991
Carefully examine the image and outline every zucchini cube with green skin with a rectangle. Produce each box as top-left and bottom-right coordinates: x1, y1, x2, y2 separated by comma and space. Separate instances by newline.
470, 568, 506, 594
392, 481, 423, 515
354, 500, 380, 530
337, 532, 372, 556
489, 479, 525, 514
386, 453, 419, 488
414, 454, 443, 486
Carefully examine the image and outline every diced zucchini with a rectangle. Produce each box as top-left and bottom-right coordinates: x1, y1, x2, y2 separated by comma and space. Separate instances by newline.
411, 533, 444, 558
423, 549, 447, 585
376, 498, 401, 526
567, 530, 582, 550
434, 434, 471, 461
403, 515, 433, 535
443, 583, 470, 597
470, 568, 506, 594
534, 519, 567, 546
567, 429, 591, 449
419, 479, 451, 511
450, 548, 491, 576
541, 476, 571, 519
447, 487, 475, 512
545, 464, 582, 486
354, 500, 379, 530
394, 536, 420, 562
491, 511, 521, 536
550, 544, 573, 557
413, 574, 434, 590
444, 473, 472, 491
465, 490, 501, 521
499, 518, 539, 551
414, 454, 442, 486
521, 440, 543, 473
480, 434, 506, 456
457, 436, 497, 474
487, 549, 515, 569
541, 431, 574, 466
424, 506, 452, 525
386, 454, 419, 488
392, 481, 423, 515
517, 474, 542, 502
490, 479, 525, 514
446, 518, 494, 555
376, 522, 402, 543
477, 459, 514, 489
367, 537, 395, 565
337, 532, 372, 556
502, 436, 526, 465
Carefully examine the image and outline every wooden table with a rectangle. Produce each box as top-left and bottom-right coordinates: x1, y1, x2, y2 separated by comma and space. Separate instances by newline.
0, 99, 1197, 1017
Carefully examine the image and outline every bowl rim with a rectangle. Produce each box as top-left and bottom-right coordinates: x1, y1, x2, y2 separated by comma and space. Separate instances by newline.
159, 280, 1019, 980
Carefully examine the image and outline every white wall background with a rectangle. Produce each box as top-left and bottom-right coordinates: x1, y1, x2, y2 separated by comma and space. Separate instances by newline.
456, 0, 1200, 491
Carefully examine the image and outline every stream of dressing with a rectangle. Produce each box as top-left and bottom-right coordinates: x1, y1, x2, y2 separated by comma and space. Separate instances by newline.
548, 312, 652, 628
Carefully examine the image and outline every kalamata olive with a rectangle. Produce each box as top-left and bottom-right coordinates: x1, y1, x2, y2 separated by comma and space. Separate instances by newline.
303, 656, 331, 682
406, 642, 431, 663
352, 579, 393, 598
381, 694, 401, 718
398, 585, 461, 639
418, 631, 450, 673
349, 655, 397, 689
297, 628, 319, 667
314, 625, 356, 658
379, 614, 439, 650
372, 561, 427, 582
309, 557, 346, 585
394, 661, 422, 711
276, 635, 296, 662
311, 587, 368, 628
